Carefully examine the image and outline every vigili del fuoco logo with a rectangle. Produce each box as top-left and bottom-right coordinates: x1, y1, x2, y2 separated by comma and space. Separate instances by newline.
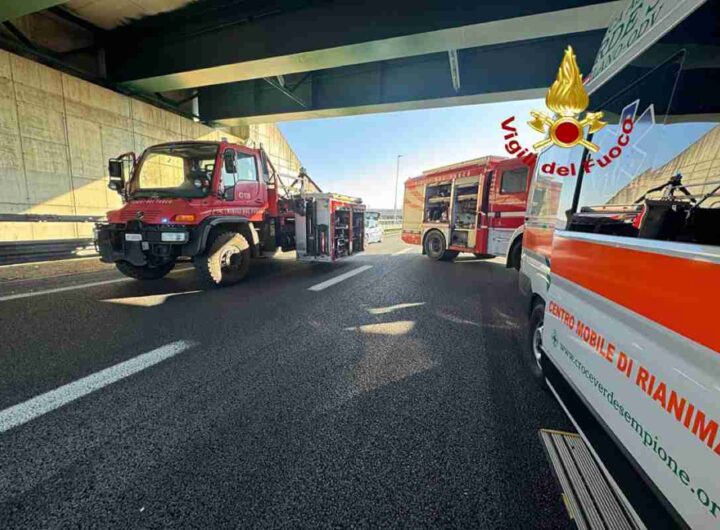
500, 46, 619, 172
528, 46, 606, 152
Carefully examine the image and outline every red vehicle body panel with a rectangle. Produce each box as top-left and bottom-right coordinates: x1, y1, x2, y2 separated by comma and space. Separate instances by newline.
402, 156, 534, 258
106, 141, 270, 226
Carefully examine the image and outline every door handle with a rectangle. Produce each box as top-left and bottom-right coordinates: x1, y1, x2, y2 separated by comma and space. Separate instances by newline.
254, 198, 263, 204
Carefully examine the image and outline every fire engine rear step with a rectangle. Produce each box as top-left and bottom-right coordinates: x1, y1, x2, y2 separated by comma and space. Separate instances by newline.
540, 429, 640, 530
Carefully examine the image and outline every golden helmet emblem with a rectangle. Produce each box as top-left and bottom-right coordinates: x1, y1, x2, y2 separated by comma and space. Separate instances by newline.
529, 46, 606, 152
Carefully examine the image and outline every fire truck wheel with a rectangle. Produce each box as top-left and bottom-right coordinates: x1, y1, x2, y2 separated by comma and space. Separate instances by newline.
194, 231, 251, 286
528, 301, 548, 388
424, 231, 457, 261
115, 260, 175, 280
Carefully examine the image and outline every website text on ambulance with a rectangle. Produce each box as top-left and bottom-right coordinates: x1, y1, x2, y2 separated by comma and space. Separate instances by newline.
548, 300, 720, 519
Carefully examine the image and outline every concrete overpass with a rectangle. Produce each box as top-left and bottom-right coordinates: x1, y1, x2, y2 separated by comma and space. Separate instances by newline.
0, 1, 623, 124
0, 0, 622, 251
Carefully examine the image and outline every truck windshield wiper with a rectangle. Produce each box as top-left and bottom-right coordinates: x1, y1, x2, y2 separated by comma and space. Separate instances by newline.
130, 191, 164, 199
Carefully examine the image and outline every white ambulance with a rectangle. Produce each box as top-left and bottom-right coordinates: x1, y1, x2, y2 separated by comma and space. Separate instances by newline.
521, 1, 720, 528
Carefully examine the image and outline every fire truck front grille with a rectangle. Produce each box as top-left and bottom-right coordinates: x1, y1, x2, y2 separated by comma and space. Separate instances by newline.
118, 209, 163, 223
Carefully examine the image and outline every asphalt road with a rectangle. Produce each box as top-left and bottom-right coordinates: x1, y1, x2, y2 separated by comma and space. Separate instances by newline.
0, 233, 573, 529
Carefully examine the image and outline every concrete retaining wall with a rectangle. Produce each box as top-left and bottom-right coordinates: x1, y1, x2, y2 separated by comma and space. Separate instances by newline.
0, 50, 303, 242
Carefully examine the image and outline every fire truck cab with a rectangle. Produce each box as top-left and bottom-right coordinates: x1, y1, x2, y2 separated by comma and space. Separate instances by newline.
521, 2, 720, 527
402, 156, 532, 267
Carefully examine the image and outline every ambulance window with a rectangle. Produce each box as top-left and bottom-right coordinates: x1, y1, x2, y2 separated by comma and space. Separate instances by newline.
527, 145, 583, 230
500, 167, 528, 194
570, 2, 720, 246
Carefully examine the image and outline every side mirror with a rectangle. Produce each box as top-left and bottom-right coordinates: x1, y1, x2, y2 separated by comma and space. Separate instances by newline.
223, 185, 235, 201
223, 149, 237, 174
259, 149, 271, 183
108, 159, 125, 193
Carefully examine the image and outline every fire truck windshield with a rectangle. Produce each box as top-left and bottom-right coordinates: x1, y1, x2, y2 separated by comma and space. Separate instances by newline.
128, 143, 219, 199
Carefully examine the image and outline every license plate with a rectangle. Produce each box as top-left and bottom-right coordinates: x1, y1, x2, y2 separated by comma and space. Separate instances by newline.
125, 233, 142, 242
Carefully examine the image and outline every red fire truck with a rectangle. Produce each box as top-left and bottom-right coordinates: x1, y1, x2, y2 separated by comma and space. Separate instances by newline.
95, 140, 365, 286
401, 156, 533, 267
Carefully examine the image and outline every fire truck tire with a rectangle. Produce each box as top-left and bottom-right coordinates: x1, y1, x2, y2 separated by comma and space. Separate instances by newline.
424, 231, 457, 261
194, 231, 251, 286
115, 260, 175, 280
528, 301, 548, 388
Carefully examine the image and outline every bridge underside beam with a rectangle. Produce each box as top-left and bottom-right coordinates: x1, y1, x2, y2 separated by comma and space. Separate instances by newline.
0, 1, 66, 23
198, 30, 605, 125
108, 0, 622, 93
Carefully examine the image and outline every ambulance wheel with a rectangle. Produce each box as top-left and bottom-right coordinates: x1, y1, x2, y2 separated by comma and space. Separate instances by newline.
528, 301, 548, 388
507, 239, 522, 270
194, 231, 251, 286
424, 231, 457, 261
115, 260, 174, 280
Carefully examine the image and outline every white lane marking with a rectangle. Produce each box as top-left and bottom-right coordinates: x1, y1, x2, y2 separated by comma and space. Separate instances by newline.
436, 311, 481, 327
0, 340, 196, 434
308, 265, 373, 292
368, 302, 425, 315
392, 248, 413, 256
0, 277, 132, 302
0, 268, 193, 302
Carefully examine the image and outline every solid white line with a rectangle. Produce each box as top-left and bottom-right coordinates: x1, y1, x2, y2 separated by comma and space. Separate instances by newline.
0, 277, 133, 302
392, 248, 413, 256
0, 255, 99, 269
0, 268, 193, 302
308, 265, 373, 291
0, 340, 196, 434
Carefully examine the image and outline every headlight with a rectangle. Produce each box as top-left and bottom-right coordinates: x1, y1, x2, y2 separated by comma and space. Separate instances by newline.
161, 232, 188, 242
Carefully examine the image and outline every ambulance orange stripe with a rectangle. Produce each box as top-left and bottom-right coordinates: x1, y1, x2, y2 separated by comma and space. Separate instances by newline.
524, 226, 554, 258
552, 236, 720, 353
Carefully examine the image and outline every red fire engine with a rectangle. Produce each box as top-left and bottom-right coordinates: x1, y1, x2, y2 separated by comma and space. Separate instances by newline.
401, 156, 533, 267
95, 140, 365, 286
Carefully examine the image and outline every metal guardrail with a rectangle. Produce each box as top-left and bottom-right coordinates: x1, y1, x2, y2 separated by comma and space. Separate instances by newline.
0, 239, 97, 265
378, 217, 402, 230
0, 214, 101, 266
0, 213, 105, 223
0, 214, 404, 265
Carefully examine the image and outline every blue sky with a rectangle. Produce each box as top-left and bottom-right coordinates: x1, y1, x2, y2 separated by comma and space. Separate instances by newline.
278, 98, 543, 209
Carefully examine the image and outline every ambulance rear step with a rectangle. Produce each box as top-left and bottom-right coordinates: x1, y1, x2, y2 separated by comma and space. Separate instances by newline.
540, 429, 641, 530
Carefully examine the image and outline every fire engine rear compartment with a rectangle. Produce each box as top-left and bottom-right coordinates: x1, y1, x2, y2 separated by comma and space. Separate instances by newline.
450, 178, 480, 249
294, 193, 366, 262
422, 177, 483, 250
424, 181, 451, 224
